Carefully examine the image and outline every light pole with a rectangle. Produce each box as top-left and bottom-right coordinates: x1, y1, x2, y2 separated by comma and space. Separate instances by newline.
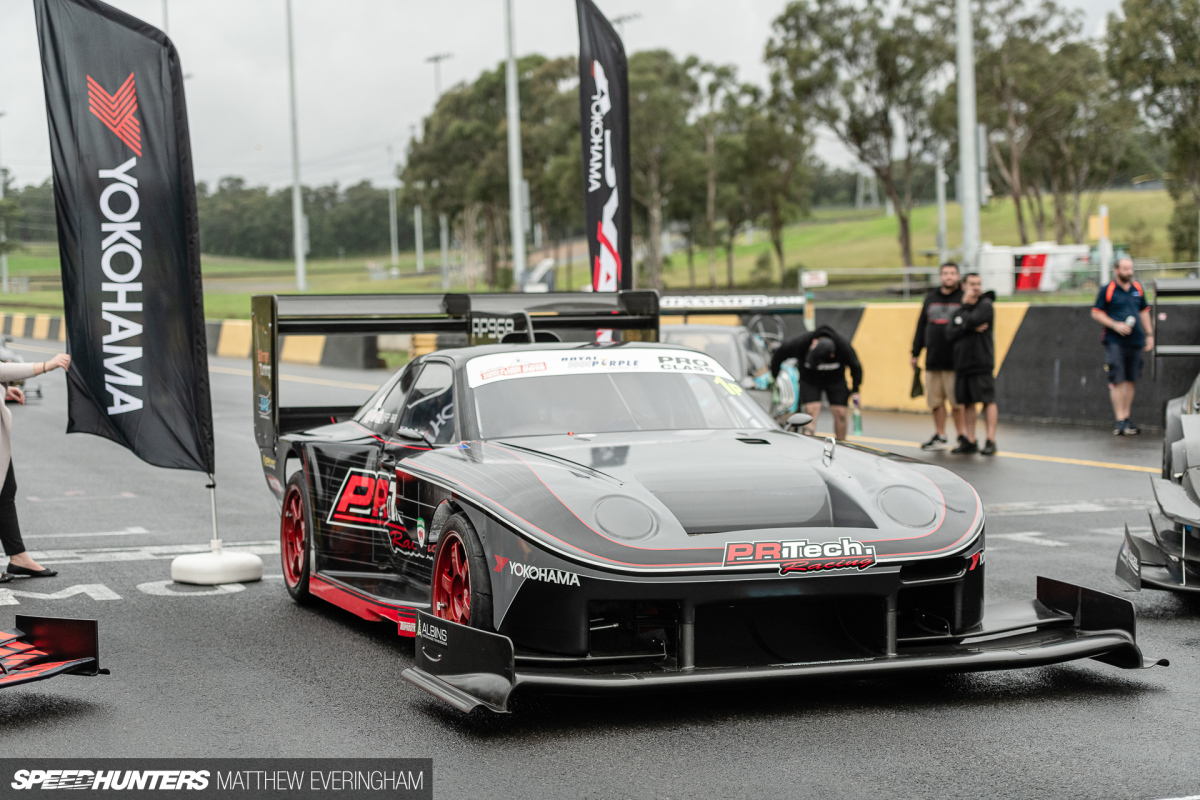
955, 0, 981, 271
504, 0, 527, 287
426, 53, 453, 99
285, 0, 306, 291
162, 0, 168, 34
0, 111, 7, 294
387, 145, 399, 268
610, 12, 641, 39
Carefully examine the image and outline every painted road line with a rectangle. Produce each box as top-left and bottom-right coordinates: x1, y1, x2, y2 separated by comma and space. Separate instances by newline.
1089, 526, 1153, 537
28, 492, 137, 503
986, 497, 1151, 516
991, 532, 1070, 547
21, 540, 278, 565
0, 583, 121, 606
137, 580, 246, 596
835, 432, 1160, 474
7, 342, 64, 354
209, 364, 381, 392
23, 526, 150, 540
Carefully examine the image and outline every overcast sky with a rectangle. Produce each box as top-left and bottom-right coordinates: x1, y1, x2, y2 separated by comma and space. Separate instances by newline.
0, 0, 1123, 191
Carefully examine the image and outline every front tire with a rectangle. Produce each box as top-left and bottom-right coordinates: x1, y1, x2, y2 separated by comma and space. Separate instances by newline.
281, 472, 312, 603
431, 513, 493, 630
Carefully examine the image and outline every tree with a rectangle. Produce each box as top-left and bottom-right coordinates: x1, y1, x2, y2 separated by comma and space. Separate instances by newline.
1108, 0, 1200, 257
971, 0, 1083, 244
691, 60, 738, 289
1046, 43, 1139, 243
629, 50, 699, 290
740, 84, 811, 286
768, 0, 948, 267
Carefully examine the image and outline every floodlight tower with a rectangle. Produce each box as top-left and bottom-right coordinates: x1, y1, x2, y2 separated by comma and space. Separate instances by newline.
426, 53, 453, 98
0, 111, 7, 294
504, 0, 527, 286
955, 0, 981, 271
610, 12, 641, 38
285, 0, 306, 291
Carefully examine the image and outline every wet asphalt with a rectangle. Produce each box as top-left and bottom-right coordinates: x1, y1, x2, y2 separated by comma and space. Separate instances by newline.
0, 337, 1196, 800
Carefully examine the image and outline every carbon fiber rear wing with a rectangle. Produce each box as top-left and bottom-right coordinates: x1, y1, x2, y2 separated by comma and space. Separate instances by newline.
250, 291, 660, 471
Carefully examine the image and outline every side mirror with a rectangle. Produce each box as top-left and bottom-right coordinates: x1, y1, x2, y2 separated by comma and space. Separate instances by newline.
785, 413, 813, 432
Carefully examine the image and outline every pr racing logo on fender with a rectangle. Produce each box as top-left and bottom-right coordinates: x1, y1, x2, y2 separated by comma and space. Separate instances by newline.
723, 537, 876, 575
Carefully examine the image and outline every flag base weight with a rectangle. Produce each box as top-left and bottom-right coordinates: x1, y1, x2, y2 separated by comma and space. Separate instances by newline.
171, 540, 263, 586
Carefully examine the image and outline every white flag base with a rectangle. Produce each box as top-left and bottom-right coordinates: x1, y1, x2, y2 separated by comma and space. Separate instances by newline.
171, 539, 263, 586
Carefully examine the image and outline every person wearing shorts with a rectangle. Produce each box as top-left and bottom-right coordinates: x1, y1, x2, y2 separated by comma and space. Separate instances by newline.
1090, 257, 1153, 435
945, 273, 998, 455
770, 325, 862, 439
911, 262, 965, 450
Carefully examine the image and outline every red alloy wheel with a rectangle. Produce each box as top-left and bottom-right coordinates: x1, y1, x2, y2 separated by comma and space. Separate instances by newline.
432, 531, 472, 625
281, 486, 307, 588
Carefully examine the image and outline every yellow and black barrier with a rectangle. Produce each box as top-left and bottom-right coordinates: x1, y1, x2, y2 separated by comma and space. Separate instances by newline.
0, 313, 67, 343
812, 302, 1200, 428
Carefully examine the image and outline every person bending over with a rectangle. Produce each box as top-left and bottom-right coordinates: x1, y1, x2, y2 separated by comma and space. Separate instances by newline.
770, 326, 862, 440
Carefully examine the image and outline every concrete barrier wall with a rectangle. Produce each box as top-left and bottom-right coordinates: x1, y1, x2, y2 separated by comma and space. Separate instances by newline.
811, 303, 1200, 428
0, 312, 67, 343
205, 320, 380, 369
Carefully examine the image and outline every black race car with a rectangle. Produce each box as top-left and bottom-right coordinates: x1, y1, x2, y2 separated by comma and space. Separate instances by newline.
1117, 365, 1200, 592
253, 291, 1161, 713
1115, 277, 1200, 593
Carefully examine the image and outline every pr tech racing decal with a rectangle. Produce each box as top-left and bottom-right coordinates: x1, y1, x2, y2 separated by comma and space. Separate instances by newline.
723, 537, 877, 575
326, 469, 433, 561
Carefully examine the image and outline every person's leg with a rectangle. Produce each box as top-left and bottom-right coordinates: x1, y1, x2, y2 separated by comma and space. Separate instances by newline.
803, 401, 821, 435
0, 464, 45, 571
951, 404, 966, 439
1108, 382, 1125, 421
985, 402, 999, 441
830, 405, 849, 439
931, 405, 946, 437
962, 403, 978, 443
1104, 342, 1126, 430
1120, 382, 1134, 420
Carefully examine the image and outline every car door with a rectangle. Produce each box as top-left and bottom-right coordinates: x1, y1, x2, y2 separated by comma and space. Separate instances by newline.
318, 365, 416, 573
380, 360, 458, 585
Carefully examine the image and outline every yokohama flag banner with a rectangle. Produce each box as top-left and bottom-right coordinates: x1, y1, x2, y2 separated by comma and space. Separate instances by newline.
576, 0, 632, 291
35, 0, 213, 473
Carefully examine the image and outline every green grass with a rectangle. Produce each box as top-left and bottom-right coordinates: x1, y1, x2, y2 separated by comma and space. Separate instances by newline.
0, 188, 1178, 318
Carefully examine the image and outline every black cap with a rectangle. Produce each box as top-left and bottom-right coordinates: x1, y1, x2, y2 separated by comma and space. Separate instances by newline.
804, 337, 836, 369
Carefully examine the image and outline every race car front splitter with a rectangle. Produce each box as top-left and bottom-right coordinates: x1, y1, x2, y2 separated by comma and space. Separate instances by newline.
401, 577, 1166, 713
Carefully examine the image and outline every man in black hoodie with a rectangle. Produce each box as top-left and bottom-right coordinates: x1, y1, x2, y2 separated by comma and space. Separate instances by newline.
944, 272, 998, 455
770, 325, 863, 439
912, 262, 966, 451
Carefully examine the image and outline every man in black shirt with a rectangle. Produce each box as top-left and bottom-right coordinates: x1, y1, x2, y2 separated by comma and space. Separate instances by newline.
944, 273, 998, 455
911, 262, 966, 451
770, 325, 863, 439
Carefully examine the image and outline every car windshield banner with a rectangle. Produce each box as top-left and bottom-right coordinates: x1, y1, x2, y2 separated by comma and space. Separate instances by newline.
35, 0, 213, 473
576, 0, 631, 292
